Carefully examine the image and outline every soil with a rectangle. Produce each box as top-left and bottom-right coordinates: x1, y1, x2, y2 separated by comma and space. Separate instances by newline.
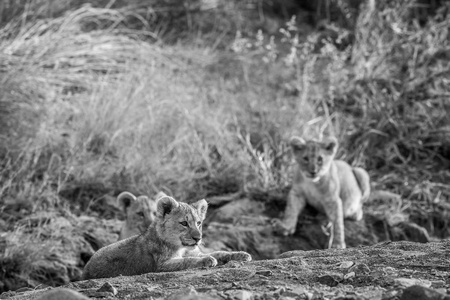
3, 239, 450, 300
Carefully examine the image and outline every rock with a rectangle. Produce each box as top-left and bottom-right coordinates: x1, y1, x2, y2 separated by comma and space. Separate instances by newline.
349, 263, 371, 275
317, 274, 342, 287
395, 277, 432, 288
167, 287, 197, 300
400, 285, 450, 300
272, 287, 285, 298
343, 271, 355, 280
359, 289, 383, 300
166, 286, 215, 300
35, 288, 89, 300
206, 198, 265, 224
397, 221, 430, 243
83, 282, 118, 298
278, 250, 307, 259
255, 270, 273, 277
431, 281, 446, 289
96, 282, 117, 295
283, 287, 308, 298
226, 290, 253, 300
338, 261, 354, 269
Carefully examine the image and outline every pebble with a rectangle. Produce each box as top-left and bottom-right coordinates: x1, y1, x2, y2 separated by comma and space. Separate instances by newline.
395, 277, 432, 288
317, 275, 340, 287
343, 272, 356, 280
283, 287, 307, 298
272, 287, 286, 298
96, 282, 117, 295
431, 281, 446, 288
338, 261, 355, 269
400, 285, 450, 300
256, 270, 273, 277
166, 286, 216, 300
226, 290, 253, 300
349, 263, 371, 275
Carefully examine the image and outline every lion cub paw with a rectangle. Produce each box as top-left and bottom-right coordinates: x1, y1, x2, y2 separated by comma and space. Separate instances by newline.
271, 219, 294, 236
230, 251, 252, 262
201, 256, 218, 268
330, 242, 346, 249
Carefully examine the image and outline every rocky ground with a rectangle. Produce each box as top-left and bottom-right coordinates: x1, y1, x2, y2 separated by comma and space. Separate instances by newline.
2, 239, 450, 300
201, 194, 431, 260
1, 192, 436, 296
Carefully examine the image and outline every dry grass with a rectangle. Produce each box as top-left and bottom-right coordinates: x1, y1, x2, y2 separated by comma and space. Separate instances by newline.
0, 0, 449, 292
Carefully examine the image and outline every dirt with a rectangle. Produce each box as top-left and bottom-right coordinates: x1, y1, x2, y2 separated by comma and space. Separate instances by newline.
2, 239, 450, 300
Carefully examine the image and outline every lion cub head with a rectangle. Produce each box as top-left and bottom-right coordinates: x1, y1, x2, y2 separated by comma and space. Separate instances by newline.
155, 196, 208, 249
290, 136, 338, 182
117, 191, 165, 240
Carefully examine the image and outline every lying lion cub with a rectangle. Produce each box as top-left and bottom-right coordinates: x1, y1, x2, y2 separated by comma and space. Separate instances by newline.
117, 191, 166, 240
83, 195, 252, 279
273, 136, 370, 249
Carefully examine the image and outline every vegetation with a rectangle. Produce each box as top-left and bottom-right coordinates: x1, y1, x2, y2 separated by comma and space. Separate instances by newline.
0, 0, 449, 292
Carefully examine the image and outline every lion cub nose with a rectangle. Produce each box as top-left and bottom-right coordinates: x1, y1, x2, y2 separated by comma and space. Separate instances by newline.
192, 236, 201, 243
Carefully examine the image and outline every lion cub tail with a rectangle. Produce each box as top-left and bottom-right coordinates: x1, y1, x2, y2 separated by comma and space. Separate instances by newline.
352, 167, 371, 202
353, 167, 402, 202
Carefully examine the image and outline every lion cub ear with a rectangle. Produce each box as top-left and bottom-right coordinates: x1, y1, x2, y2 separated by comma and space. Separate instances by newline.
290, 136, 306, 152
117, 192, 137, 213
154, 191, 168, 201
157, 196, 179, 218
191, 199, 208, 220
322, 136, 338, 154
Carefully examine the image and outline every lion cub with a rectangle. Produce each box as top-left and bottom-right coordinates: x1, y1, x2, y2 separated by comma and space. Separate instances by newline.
83, 195, 252, 279
117, 191, 166, 240
273, 136, 370, 249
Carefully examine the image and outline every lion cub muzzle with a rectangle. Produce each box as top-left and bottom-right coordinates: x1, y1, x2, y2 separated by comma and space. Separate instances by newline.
180, 223, 202, 247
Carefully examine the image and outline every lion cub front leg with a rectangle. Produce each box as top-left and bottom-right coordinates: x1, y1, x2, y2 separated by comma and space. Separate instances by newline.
273, 188, 306, 236
205, 251, 252, 265
323, 196, 346, 249
158, 256, 217, 272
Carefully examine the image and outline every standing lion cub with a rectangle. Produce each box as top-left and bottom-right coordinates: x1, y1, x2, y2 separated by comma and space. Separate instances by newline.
83, 195, 252, 279
273, 136, 370, 249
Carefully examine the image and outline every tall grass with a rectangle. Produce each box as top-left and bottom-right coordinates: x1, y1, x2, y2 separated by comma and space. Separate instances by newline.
332, 0, 450, 235
0, 8, 309, 293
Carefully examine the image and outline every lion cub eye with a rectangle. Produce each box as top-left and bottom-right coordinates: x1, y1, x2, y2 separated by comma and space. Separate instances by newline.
317, 156, 323, 165
136, 212, 145, 218
180, 221, 188, 227
303, 156, 309, 162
